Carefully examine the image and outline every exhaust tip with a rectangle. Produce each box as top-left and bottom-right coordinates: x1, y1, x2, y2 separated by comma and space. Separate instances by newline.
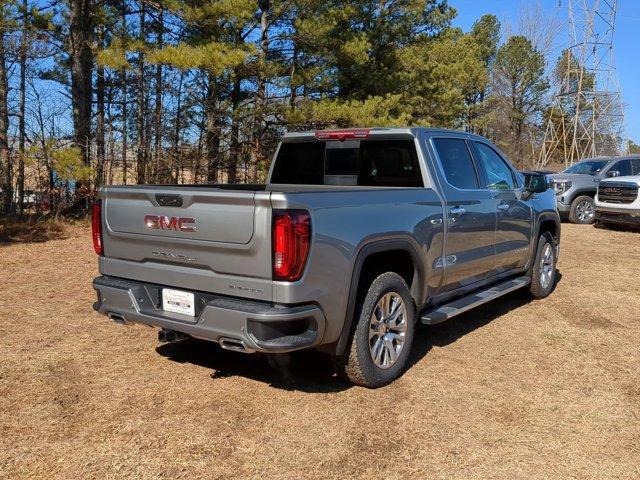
108, 312, 132, 325
219, 337, 251, 353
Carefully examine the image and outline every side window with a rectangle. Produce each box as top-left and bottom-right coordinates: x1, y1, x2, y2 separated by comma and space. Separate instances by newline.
474, 142, 516, 190
358, 140, 423, 187
432, 138, 480, 189
611, 159, 632, 177
631, 158, 640, 175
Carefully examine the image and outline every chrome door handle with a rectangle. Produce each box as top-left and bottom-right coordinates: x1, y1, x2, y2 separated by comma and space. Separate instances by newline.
497, 203, 509, 211
449, 206, 466, 216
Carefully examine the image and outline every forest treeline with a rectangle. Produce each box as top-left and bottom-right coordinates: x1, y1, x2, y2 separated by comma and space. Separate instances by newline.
0, 0, 605, 215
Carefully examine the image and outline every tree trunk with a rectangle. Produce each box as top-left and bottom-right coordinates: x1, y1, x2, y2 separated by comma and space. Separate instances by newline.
95, 42, 106, 189
120, 1, 127, 185
171, 70, 184, 184
69, 0, 94, 167
205, 73, 221, 183
136, 0, 147, 184
153, 8, 163, 182
249, 0, 269, 183
17, 0, 28, 214
107, 87, 115, 185
0, 27, 11, 214
121, 78, 128, 185
289, 43, 297, 109
33, 87, 54, 212
228, 75, 242, 184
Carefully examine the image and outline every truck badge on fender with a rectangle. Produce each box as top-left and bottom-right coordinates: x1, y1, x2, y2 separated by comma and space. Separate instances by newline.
144, 215, 196, 232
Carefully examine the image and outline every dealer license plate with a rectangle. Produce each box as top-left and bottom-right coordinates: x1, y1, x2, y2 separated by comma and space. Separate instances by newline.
162, 289, 195, 316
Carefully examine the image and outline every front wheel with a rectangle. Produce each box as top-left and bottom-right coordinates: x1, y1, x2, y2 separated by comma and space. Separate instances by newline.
334, 272, 415, 388
569, 195, 595, 224
529, 232, 557, 299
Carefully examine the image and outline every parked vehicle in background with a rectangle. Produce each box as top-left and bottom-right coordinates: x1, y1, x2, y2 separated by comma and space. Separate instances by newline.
596, 174, 640, 228
549, 156, 640, 224
91, 127, 560, 388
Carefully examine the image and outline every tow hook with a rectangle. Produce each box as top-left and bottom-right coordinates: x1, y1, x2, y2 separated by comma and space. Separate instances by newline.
158, 328, 190, 343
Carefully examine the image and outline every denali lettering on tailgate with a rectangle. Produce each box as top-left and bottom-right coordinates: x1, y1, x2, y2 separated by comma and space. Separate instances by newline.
144, 215, 196, 232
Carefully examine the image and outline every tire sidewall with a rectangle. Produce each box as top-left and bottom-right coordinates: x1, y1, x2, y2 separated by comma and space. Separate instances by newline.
530, 232, 557, 298
353, 273, 415, 386
569, 195, 595, 224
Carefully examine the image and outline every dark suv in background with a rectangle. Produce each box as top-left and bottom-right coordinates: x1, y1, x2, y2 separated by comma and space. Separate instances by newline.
549, 155, 640, 224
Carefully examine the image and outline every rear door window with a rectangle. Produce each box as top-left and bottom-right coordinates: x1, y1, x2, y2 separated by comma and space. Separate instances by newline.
358, 140, 422, 187
271, 139, 423, 187
432, 138, 480, 190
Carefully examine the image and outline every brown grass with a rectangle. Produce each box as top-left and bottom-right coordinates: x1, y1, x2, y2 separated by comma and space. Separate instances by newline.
1, 224, 639, 479
0, 216, 74, 243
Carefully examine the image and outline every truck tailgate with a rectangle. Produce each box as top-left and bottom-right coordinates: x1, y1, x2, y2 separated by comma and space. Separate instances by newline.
99, 186, 273, 301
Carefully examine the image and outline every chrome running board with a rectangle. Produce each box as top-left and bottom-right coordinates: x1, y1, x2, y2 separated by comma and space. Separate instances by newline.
421, 276, 530, 325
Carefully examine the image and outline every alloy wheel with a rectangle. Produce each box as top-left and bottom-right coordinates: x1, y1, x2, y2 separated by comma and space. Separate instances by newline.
539, 243, 555, 290
576, 200, 595, 222
368, 292, 408, 369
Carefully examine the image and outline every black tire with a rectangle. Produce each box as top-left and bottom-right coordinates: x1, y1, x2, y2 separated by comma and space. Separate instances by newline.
568, 195, 595, 224
529, 232, 557, 299
334, 272, 415, 388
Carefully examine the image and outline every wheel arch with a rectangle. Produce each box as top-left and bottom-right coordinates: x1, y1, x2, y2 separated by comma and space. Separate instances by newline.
527, 212, 561, 275
570, 188, 596, 200
333, 238, 425, 356
537, 213, 560, 245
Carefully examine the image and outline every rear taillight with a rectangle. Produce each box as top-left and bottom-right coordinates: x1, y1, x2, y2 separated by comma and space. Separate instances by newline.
92, 200, 103, 255
272, 210, 311, 281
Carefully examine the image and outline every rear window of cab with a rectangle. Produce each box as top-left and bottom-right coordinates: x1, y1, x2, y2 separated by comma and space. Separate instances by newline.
271, 139, 423, 187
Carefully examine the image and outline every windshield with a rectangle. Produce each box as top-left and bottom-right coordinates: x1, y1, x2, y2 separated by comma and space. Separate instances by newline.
563, 159, 610, 175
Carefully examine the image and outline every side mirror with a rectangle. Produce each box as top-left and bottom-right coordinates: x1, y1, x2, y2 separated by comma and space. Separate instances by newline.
606, 170, 620, 178
523, 172, 549, 195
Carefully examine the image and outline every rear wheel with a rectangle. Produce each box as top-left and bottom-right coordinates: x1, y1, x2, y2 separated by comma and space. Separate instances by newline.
529, 232, 557, 299
334, 272, 415, 388
569, 195, 595, 224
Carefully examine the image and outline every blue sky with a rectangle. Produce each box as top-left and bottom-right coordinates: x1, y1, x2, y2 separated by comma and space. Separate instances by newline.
450, 0, 640, 142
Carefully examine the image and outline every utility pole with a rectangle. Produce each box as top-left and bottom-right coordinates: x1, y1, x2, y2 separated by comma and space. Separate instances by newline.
538, 0, 628, 169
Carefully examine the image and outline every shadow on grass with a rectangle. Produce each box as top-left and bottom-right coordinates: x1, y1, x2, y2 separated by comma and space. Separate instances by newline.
594, 221, 640, 233
156, 339, 350, 393
156, 270, 562, 393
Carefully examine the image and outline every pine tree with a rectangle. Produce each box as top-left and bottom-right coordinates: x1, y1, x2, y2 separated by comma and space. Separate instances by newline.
493, 35, 549, 164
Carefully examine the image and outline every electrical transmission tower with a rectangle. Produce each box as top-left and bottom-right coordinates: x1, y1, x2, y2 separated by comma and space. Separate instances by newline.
537, 0, 628, 169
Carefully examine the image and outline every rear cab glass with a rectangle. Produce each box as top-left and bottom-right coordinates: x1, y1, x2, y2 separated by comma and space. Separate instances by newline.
270, 138, 423, 187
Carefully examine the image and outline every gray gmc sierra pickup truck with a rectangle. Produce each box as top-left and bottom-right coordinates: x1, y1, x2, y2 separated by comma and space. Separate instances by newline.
92, 127, 560, 387
549, 156, 640, 224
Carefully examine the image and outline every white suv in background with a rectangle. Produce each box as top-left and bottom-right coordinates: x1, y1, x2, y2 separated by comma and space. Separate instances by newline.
595, 173, 640, 228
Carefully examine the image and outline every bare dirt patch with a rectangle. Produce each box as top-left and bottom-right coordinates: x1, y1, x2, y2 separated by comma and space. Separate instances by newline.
1, 224, 639, 479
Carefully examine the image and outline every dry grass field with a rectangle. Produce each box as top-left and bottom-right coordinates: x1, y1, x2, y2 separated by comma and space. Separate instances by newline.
1, 223, 639, 479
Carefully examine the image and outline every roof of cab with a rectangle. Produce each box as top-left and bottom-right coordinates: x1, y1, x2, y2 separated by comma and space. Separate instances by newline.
281, 127, 488, 142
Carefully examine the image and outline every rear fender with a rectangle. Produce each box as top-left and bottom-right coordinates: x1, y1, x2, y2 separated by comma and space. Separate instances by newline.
334, 238, 425, 356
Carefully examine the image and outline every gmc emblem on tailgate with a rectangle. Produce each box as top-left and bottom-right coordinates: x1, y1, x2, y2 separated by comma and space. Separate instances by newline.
144, 215, 196, 232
